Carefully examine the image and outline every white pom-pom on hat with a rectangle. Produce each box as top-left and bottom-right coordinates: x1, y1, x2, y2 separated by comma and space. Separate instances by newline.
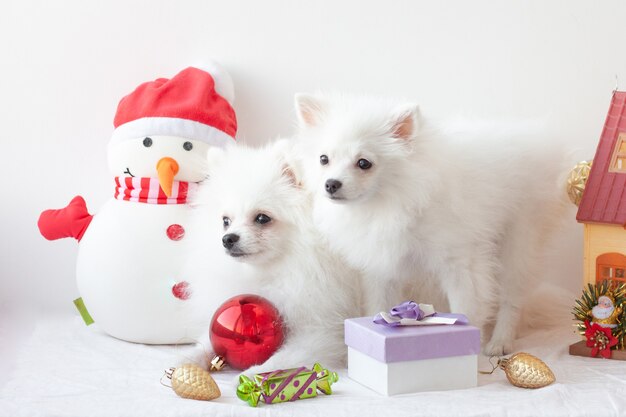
194, 60, 235, 105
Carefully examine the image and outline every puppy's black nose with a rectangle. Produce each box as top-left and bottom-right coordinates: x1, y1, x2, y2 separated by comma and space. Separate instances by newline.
222, 233, 240, 249
325, 179, 342, 194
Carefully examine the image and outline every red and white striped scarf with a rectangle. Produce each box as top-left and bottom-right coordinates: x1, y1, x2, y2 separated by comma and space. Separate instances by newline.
114, 177, 197, 204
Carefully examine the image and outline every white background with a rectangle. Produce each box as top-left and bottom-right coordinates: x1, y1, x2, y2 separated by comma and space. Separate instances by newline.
1, 0, 623, 318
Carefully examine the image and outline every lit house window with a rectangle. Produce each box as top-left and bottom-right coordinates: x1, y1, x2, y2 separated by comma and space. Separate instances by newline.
609, 133, 626, 172
597, 253, 626, 285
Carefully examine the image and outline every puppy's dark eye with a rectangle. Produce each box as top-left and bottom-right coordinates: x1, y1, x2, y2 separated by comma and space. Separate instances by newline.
255, 214, 272, 224
183, 141, 193, 151
223, 217, 231, 228
143, 137, 153, 147
320, 155, 329, 165
357, 158, 372, 170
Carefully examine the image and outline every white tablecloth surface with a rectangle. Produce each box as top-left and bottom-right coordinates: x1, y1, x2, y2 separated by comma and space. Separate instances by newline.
1, 315, 625, 417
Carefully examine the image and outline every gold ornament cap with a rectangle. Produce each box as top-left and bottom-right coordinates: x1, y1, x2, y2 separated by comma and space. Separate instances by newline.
209, 355, 226, 371
164, 363, 221, 401
499, 352, 555, 389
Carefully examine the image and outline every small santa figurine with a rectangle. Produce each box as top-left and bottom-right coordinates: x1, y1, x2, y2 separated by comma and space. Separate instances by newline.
591, 295, 621, 329
39, 64, 239, 344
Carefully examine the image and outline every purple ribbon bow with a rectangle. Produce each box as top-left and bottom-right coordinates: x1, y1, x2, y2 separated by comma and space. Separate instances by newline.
373, 301, 432, 326
373, 301, 469, 327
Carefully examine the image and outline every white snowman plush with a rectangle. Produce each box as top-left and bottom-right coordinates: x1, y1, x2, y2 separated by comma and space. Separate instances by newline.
39, 65, 237, 344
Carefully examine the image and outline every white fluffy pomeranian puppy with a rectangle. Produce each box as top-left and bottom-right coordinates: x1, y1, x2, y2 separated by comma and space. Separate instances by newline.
293, 92, 565, 355
193, 142, 362, 373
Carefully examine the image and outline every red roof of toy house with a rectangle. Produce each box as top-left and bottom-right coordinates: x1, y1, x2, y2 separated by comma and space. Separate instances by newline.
577, 91, 626, 225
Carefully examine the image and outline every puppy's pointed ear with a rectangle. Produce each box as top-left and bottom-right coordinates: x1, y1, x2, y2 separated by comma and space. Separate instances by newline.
281, 163, 299, 188
295, 93, 325, 128
389, 104, 421, 141
205, 146, 226, 176
272, 139, 302, 188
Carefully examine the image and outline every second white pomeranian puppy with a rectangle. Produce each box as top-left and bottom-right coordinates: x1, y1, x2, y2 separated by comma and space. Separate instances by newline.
293, 93, 565, 355
193, 142, 362, 373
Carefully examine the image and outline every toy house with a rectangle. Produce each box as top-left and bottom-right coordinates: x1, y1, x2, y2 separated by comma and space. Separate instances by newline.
577, 91, 626, 286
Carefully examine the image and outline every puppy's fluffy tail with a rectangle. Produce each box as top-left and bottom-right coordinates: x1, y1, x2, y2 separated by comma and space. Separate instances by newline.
519, 282, 577, 335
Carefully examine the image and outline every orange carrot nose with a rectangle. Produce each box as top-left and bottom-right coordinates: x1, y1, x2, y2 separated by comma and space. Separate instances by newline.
156, 157, 180, 197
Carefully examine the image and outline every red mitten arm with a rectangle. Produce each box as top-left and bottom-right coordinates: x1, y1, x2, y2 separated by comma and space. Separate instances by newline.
38, 196, 94, 242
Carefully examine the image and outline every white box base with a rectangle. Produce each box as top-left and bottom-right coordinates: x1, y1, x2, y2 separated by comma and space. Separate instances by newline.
348, 347, 477, 395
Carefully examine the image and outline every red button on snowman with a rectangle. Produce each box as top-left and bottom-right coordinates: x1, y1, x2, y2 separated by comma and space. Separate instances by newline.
38, 64, 236, 344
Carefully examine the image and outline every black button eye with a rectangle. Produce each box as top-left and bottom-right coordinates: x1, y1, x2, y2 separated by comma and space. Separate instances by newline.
357, 159, 372, 170
143, 137, 153, 147
255, 214, 271, 224
183, 141, 193, 151
320, 155, 329, 165
223, 217, 231, 228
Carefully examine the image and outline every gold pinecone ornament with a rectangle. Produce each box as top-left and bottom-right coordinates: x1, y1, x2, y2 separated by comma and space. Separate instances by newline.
499, 352, 555, 389
164, 363, 221, 401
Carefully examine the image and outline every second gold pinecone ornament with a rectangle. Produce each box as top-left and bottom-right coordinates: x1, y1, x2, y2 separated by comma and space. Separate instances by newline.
164, 363, 221, 400
499, 352, 555, 389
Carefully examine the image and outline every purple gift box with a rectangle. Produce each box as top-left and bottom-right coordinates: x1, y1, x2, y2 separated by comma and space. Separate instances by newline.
344, 316, 481, 395
345, 316, 480, 362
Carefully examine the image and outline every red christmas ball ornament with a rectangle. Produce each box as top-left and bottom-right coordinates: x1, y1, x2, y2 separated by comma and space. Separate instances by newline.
209, 294, 285, 370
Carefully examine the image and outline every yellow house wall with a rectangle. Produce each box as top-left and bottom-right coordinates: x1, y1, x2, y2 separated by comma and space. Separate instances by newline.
583, 223, 626, 285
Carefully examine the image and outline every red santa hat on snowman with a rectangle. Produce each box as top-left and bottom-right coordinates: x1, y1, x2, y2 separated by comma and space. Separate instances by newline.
110, 62, 237, 146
